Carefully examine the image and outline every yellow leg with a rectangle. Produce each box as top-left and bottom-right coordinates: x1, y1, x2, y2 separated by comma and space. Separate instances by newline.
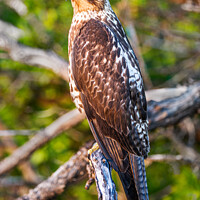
88, 142, 99, 157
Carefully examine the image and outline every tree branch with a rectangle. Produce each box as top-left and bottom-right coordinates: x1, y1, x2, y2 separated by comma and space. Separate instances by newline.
0, 33, 69, 81
0, 83, 199, 176
0, 109, 85, 176
89, 143, 118, 200
10, 82, 199, 199
17, 150, 200, 200
0, 20, 24, 40
146, 86, 188, 102
17, 141, 94, 200
148, 82, 200, 130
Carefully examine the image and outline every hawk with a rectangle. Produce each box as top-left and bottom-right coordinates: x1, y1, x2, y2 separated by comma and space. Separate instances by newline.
68, 0, 150, 199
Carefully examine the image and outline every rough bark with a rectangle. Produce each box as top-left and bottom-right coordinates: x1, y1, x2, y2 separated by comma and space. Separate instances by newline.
89, 144, 118, 200
17, 141, 94, 200
148, 82, 200, 130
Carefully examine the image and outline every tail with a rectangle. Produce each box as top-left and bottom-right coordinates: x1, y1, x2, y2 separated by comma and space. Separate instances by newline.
118, 154, 149, 200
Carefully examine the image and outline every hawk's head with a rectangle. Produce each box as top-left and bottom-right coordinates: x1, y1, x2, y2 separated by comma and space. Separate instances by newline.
71, 0, 107, 14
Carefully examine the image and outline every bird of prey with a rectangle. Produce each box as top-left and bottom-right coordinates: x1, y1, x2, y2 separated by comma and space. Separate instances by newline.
68, 0, 150, 199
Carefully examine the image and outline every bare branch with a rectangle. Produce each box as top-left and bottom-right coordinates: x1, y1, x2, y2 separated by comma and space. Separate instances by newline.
89, 143, 118, 200
0, 109, 85, 176
148, 82, 200, 130
17, 141, 94, 200
17, 142, 119, 200
0, 33, 69, 81
146, 86, 188, 102
17, 150, 200, 200
17, 148, 200, 200
0, 20, 24, 40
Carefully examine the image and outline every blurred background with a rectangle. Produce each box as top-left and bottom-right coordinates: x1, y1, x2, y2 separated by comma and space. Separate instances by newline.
0, 0, 200, 199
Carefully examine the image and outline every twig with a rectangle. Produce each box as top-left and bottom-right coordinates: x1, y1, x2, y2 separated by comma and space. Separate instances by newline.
0, 109, 85, 176
18, 162, 42, 184
17, 141, 94, 200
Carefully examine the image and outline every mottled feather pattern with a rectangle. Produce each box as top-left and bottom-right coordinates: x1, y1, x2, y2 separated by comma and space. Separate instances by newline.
70, 16, 149, 157
68, 1, 150, 199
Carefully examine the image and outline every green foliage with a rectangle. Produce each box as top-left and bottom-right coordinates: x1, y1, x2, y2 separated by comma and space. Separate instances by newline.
147, 162, 173, 194
163, 167, 200, 200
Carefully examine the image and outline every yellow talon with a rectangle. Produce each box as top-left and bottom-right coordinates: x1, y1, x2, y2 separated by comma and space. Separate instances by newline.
88, 142, 99, 157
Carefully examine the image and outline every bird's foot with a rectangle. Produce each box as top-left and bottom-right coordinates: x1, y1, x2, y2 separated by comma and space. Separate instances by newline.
85, 143, 98, 190
88, 142, 99, 159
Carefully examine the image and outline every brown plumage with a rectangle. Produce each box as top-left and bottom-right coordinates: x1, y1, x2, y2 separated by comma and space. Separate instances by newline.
68, 0, 150, 199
